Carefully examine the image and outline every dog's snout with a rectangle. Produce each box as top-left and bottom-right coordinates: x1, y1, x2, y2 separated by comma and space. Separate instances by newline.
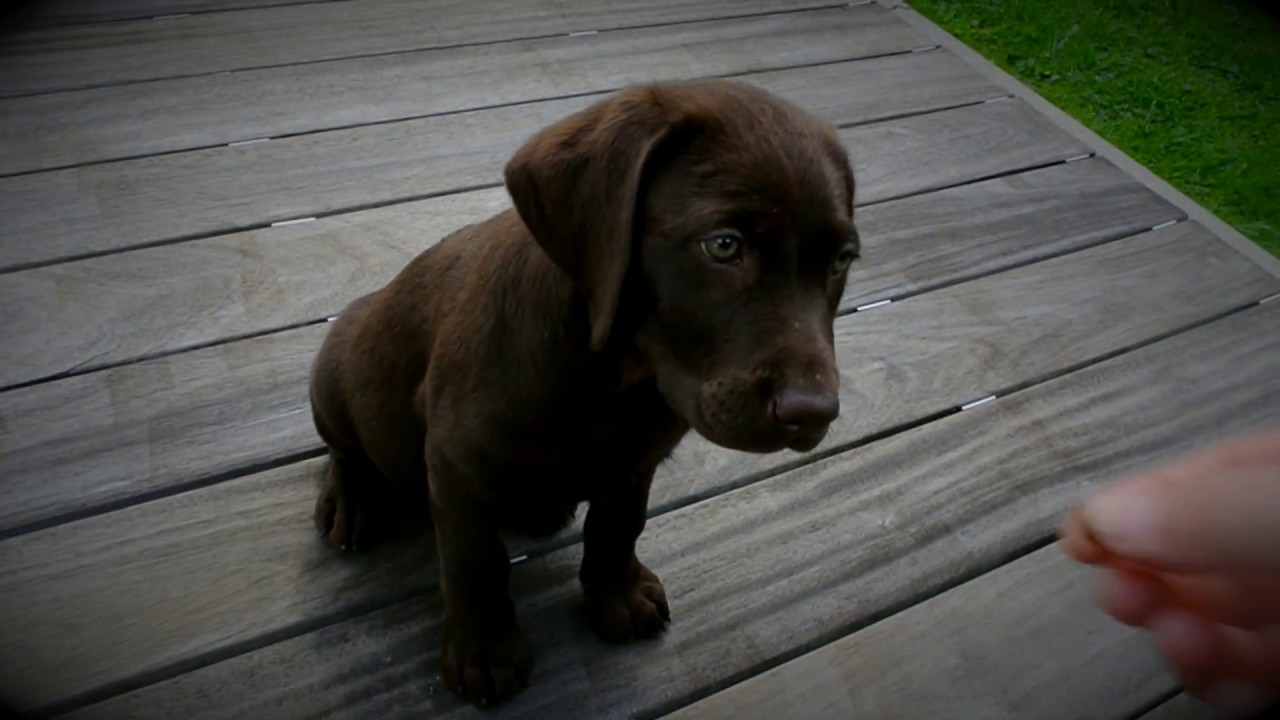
771, 389, 839, 434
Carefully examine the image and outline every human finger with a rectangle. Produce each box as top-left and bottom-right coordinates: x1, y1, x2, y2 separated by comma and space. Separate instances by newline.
1058, 508, 1111, 565
1080, 466, 1280, 573
1100, 567, 1280, 628
1158, 617, 1280, 717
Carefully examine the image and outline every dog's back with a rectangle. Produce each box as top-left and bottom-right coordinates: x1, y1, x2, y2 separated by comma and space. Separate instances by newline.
309, 208, 580, 488
309, 214, 492, 484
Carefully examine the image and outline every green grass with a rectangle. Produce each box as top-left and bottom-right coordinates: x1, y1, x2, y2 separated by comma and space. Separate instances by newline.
908, 0, 1280, 257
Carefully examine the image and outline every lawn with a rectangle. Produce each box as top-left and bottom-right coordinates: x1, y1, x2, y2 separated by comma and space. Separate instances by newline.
908, 0, 1280, 257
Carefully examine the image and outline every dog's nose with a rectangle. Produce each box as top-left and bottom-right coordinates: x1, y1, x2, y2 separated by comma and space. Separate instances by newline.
771, 389, 839, 434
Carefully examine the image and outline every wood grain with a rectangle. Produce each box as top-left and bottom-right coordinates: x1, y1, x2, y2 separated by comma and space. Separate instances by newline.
0, 45, 1009, 389
1134, 695, 1218, 720
6, 226, 1275, 713
0, 111, 1101, 390
0, 457, 439, 712
848, 98, 1086, 205
0, 58, 1032, 273
649, 221, 1277, 508
0, 0, 839, 96
0, 6, 942, 174
5, 0, 347, 27
661, 545, 1172, 720
0, 189, 512, 389
0, 323, 326, 536
0, 164, 1185, 534
61, 298, 1280, 719
841, 156, 1183, 309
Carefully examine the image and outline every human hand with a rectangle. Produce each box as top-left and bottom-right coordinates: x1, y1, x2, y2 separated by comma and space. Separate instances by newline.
1059, 428, 1280, 717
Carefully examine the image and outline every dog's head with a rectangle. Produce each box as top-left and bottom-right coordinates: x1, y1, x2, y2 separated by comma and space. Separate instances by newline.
504, 80, 858, 454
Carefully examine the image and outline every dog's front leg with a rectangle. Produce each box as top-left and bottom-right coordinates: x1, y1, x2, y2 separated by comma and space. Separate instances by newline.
427, 447, 532, 706
580, 467, 670, 643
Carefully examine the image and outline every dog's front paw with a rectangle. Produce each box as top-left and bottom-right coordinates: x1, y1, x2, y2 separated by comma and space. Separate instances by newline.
441, 623, 533, 706
584, 562, 671, 643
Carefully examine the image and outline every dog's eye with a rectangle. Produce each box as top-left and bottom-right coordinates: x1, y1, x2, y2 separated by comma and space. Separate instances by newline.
702, 233, 743, 263
831, 247, 859, 275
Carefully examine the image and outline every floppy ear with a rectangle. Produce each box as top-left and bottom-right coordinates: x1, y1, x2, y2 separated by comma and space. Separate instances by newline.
504, 87, 681, 352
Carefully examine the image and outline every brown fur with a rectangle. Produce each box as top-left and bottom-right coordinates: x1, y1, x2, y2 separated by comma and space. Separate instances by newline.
308, 79, 861, 706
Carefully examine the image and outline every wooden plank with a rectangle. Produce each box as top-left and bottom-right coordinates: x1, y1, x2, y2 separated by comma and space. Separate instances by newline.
0, 85, 1078, 273
848, 97, 1083, 204
1134, 695, 1217, 720
840, 155, 1183, 309
0, 0, 839, 97
661, 545, 1172, 720
648, 221, 1275, 508
0, 159, 1185, 534
0, 189, 512, 389
0, 456, 439, 713
0, 323, 325, 537
6, 0, 347, 27
5, 225, 1275, 713
60, 297, 1280, 719
0, 116, 1109, 391
0, 6, 942, 174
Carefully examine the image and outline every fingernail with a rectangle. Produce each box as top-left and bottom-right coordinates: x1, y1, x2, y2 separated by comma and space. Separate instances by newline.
1081, 489, 1160, 556
1204, 682, 1273, 717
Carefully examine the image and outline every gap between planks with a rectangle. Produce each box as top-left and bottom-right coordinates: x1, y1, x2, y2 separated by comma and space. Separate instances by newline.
2, 2, 1269, 707
0, 156, 1195, 537
0, 5, 927, 177
45, 297, 1280, 719
5, 225, 1274, 712
1128, 693, 1222, 720
0, 95, 1079, 392
2, 48, 949, 181
0, 147, 1120, 397
0, 0, 849, 98
6, 0, 353, 29
655, 543, 1174, 720
4, 96, 1007, 274
0, 55, 1016, 274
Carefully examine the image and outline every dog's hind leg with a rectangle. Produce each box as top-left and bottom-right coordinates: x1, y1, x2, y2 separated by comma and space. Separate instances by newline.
308, 293, 387, 551
313, 449, 379, 551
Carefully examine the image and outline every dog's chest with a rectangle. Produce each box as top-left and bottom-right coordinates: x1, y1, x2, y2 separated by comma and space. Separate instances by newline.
506, 381, 688, 489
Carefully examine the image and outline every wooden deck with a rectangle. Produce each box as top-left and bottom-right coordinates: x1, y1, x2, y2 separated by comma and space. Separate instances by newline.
1, 1, 1277, 718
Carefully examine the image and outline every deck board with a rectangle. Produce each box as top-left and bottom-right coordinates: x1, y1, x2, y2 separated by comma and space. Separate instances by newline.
61, 298, 1280, 720
0, 0, 838, 96
0, 171, 1190, 536
837, 156, 1183, 308
0, 323, 326, 537
0, 150, 1172, 392
5, 0, 348, 27
1134, 695, 1216, 720
661, 545, 1172, 720
2, 0, 1277, 715
0, 59, 1028, 273
649, 222, 1275, 508
4, 224, 1274, 713
0, 456, 438, 714
0, 5, 936, 174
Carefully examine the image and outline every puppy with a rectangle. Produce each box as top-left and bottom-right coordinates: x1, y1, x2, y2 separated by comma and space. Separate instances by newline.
308, 78, 860, 706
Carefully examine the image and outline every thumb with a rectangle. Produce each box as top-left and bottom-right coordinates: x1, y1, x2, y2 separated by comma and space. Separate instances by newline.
1081, 464, 1280, 573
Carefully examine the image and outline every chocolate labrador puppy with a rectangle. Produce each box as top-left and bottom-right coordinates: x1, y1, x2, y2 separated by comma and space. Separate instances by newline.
309, 78, 860, 705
